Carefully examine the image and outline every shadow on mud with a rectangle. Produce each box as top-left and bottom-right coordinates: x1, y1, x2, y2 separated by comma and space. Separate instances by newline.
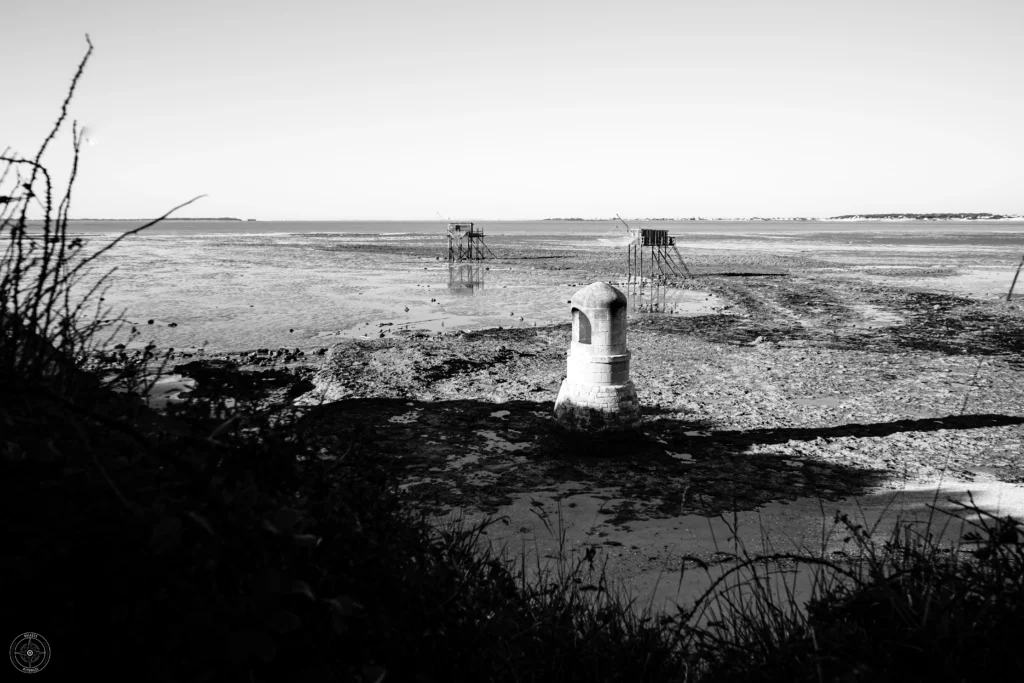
293, 397, 1024, 522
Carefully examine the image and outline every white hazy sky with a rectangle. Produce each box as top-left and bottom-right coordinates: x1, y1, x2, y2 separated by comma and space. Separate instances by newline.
3, 0, 1022, 220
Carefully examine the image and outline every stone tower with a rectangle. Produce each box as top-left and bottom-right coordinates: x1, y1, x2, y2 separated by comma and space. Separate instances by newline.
553, 282, 641, 431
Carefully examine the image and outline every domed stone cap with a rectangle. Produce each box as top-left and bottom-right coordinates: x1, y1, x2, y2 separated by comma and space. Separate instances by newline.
571, 282, 627, 310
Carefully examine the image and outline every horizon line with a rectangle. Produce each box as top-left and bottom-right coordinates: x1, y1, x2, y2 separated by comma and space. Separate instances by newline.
64, 212, 1024, 223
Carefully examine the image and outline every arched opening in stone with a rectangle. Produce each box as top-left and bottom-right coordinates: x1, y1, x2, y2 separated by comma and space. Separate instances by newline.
572, 308, 591, 344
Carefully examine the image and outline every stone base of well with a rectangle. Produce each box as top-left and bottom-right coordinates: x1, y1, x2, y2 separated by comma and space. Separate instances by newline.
553, 379, 641, 432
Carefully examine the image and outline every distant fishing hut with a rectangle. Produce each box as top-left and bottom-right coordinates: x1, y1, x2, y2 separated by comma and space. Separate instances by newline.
446, 223, 494, 262
626, 228, 691, 313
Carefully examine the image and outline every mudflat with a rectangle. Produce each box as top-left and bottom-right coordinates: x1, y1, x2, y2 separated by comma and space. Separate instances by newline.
119, 228, 1024, 611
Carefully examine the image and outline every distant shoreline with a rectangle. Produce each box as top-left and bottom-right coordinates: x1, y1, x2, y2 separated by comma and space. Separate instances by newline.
68, 217, 249, 222
544, 213, 1024, 222
60, 214, 1024, 224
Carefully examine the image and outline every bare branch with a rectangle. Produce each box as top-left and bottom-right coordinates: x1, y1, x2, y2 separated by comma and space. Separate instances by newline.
29, 35, 93, 181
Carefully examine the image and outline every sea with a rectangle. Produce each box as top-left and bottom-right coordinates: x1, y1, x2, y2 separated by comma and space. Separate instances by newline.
61, 218, 1024, 241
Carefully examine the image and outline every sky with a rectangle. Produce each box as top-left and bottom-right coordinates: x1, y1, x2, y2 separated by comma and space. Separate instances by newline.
2, 0, 1023, 220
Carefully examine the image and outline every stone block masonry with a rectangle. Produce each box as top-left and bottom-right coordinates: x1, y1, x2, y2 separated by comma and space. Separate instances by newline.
554, 282, 641, 432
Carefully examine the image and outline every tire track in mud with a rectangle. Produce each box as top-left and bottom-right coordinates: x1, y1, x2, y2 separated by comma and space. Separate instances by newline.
689, 275, 847, 345
708, 275, 902, 333
692, 273, 1024, 359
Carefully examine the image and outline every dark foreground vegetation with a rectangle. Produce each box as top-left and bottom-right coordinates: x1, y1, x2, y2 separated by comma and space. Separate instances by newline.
4, 42, 1024, 681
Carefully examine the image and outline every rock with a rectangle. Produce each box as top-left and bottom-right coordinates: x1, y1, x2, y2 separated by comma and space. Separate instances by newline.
168, 322, 178, 327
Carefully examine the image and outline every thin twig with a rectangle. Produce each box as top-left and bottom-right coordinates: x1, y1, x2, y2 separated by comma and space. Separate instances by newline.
29, 35, 93, 189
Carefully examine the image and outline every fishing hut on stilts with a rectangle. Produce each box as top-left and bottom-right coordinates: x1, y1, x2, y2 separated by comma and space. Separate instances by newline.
446, 222, 493, 292
626, 228, 692, 313
446, 223, 494, 262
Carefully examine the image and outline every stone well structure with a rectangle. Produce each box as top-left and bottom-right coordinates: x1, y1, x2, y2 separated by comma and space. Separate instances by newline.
553, 282, 641, 431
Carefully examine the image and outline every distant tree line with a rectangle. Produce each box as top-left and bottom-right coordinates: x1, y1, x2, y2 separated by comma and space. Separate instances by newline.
543, 213, 1022, 222
828, 212, 1021, 220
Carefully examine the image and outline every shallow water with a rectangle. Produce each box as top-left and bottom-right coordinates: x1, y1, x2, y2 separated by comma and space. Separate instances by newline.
75, 232, 726, 352
62, 222, 1024, 352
